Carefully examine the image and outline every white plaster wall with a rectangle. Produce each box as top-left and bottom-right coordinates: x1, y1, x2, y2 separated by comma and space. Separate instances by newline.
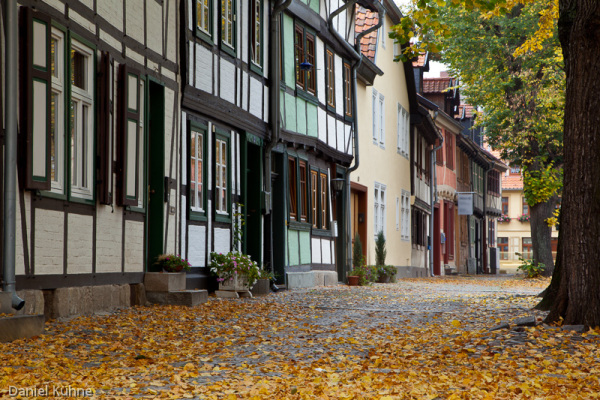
220, 60, 235, 104
34, 209, 64, 275
345, 123, 352, 155
188, 0, 193, 31
69, 9, 95, 34
67, 214, 93, 274
335, 54, 343, 112
263, 87, 269, 122
100, 29, 122, 54
214, 228, 231, 254
146, 0, 163, 55
124, 221, 144, 272
322, 238, 332, 264
43, 0, 64, 13
15, 192, 31, 276
242, 71, 249, 112
188, 225, 207, 267
240, 0, 248, 64
79, 0, 94, 10
327, 114, 337, 149
96, 205, 123, 273
249, 77, 263, 118
196, 44, 213, 93
125, 0, 144, 43
166, 0, 178, 62
97, 0, 123, 30
330, 241, 335, 265
336, 119, 345, 152
125, 47, 145, 66
318, 108, 327, 143
316, 38, 325, 105
312, 238, 322, 264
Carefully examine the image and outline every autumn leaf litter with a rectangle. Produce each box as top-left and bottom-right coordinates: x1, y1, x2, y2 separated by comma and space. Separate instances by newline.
2, 275, 600, 399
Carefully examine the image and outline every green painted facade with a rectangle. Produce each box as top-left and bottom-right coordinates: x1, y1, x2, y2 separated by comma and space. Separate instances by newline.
288, 229, 300, 266
299, 231, 311, 264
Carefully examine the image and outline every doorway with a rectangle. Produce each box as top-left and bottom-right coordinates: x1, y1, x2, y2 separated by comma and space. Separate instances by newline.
243, 139, 262, 265
146, 80, 165, 271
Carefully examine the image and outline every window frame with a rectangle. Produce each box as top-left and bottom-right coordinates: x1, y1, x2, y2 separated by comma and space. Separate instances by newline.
299, 160, 308, 223
214, 130, 231, 222
374, 182, 386, 238
195, 0, 213, 43
294, 23, 317, 97
249, 0, 263, 73
189, 121, 208, 221
325, 48, 335, 110
310, 168, 318, 228
50, 26, 66, 195
502, 196, 509, 215
397, 103, 409, 158
522, 197, 529, 216
522, 237, 533, 259
343, 61, 352, 120
288, 156, 298, 221
220, 0, 236, 56
401, 190, 411, 241
319, 171, 328, 230
445, 132, 454, 170
498, 237, 509, 260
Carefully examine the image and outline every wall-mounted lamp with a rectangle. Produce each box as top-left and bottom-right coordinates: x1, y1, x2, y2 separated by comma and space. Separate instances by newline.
299, 60, 313, 71
330, 178, 344, 195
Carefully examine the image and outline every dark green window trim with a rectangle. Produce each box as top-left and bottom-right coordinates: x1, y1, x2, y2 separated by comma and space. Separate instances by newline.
219, 0, 237, 57
249, 0, 263, 74
127, 74, 148, 214
189, 121, 208, 221
195, 0, 214, 44
342, 60, 354, 123
296, 88, 318, 105
294, 22, 317, 98
289, 221, 312, 232
325, 47, 336, 113
214, 129, 231, 223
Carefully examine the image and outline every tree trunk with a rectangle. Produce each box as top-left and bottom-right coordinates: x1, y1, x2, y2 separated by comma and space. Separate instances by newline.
529, 195, 558, 277
536, 217, 562, 310
547, 0, 600, 326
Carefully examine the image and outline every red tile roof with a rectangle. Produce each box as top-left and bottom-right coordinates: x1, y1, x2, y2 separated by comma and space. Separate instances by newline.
355, 5, 378, 62
502, 173, 524, 190
457, 104, 474, 119
423, 77, 452, 93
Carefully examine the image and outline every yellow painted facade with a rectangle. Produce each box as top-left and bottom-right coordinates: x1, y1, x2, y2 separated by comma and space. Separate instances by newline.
351, 12, 412, 267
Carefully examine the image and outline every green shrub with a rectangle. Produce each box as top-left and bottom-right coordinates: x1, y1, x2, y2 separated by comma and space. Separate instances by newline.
352, 233, 365, 268
375, 231, 387, 266
516, 253, 545, 278
350, 265, 379, 286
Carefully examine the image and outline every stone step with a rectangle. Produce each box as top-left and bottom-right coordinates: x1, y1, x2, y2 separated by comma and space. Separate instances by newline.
0, 314, 45, 342
215, 290, 253, 298
146, 290, 208, 306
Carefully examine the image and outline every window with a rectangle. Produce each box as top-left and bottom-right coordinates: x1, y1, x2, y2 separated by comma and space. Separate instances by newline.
319, 173, 328, 229
215, 136, 229, 215
117, 66, 145, 208
401, 191, 410, 241
498, 237, 509, 260
444, 202, 454, 260
436, 137, 444, 166
311, 170, 318, 228
288, 157, 297, 220
50, 30, 65, 193
411, 208, 427, 247
250, 0, 262, 68
294, 25, 316, 95
221, 0, 235, 50
488, 219, 495, 246
522, 197, 529, 215
510, 166, 521, 174
397, 104, 409, 157
326, 50, 335, 108
522, 238, 533, 259
190, 125, 206, 214
488, 170, 500, 195
343, 62, 352, 118
196, 0, 212, 38
379, 17, 385, 49
372, 89, 384, 147
299, 161, 308, 222
445, 132, 454, 170
374, 182, 386, 237
502, 197, 509, 215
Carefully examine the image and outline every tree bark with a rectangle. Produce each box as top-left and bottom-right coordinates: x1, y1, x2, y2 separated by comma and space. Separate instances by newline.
529, 195, 558, 277
547, 0, 600, 326
537, 216, 562, 310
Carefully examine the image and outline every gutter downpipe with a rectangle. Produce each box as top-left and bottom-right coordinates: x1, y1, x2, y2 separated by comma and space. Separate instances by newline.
429, 111, 443, 277
265, 0, 292, 275
3, 0, 25, 310
328, 0, 384, 276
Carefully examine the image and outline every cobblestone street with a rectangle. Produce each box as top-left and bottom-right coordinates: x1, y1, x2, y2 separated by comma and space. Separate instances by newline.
3, 276, 600, 399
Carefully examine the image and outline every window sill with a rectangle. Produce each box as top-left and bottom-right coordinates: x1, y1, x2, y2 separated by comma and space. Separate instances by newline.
249, 62, 263, 76
215, 212, 231, 224
288, 220, 312, 232
195, 28, 213, 46
311, 228, 332, 237
296, 88, 318, 105
190, 211, 207, 222
220, 43, 236, 58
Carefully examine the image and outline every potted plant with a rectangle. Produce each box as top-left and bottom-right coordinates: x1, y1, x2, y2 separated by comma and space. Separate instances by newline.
376, 265, 397, 283
251, 268, 274, 296
154, 254, 191, 273
349, 233, 365, 286
518, 214, 530, 223
350, 264, 379, 286
498, 215, 511, 223
209, 252, 261, 290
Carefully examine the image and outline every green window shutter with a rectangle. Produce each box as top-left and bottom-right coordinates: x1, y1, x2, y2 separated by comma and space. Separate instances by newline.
19, 7, 52, 190
97, 52, 113, 205
116, 64, 141, 206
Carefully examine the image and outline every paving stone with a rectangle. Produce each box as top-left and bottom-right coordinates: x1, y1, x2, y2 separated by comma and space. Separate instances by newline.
515, 316, 537, 327
561, 325, 586, 333
489, 322, 510, 331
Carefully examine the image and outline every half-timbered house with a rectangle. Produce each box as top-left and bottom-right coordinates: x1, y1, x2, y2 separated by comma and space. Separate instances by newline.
1, 0, 181, 318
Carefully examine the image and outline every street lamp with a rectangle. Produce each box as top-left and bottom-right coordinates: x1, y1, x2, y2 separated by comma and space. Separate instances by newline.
330, 178, 344, 196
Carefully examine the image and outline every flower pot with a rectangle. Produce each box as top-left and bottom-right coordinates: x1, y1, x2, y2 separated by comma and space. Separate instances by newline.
251, 278, 271, 296
145, 271, 186, 292
377, 274, 390, 284
347, 276, 359, 286
219, 274, 251, 291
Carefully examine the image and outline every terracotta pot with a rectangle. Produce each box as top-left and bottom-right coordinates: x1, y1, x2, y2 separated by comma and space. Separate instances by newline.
377, 274, 390, 284
347, 276, 359, 286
